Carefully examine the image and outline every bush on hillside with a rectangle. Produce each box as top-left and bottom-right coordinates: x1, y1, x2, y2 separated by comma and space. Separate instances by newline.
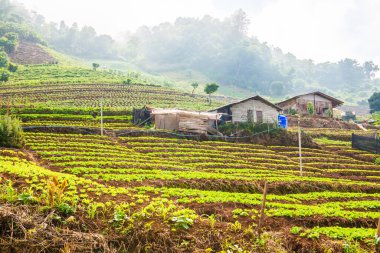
0, 50, 8, 68
368, 92, 380, 113
0, 115, 25, 148
0, 32, 18, 53
0, 22, 45, 45
92, 63, 100, 71
0, 70, 10, 82
218, 122, 278, 136
8, 63, 17, 72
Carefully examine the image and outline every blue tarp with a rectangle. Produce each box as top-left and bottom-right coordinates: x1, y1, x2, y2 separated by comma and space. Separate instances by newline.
278, 114, 288, 129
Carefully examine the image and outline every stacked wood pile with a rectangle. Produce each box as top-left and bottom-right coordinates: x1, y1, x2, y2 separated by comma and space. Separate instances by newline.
151, 109, 221, 134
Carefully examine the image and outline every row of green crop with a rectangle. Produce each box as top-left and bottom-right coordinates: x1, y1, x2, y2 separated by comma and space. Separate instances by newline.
1, 68, 223, 110
25, 133, 380, 181
136, 186, 380, 220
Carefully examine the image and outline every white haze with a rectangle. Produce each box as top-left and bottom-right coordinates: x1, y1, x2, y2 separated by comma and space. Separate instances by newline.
17, 0, 380, 65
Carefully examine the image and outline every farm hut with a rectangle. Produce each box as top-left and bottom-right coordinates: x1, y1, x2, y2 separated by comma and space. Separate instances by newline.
151, 109, 222, 134
209, 96, 281, 124
132, 106, 152, 125
276, 91, 343, 117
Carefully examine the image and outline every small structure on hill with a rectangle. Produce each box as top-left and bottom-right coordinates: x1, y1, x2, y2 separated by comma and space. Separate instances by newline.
132, 106, 152, 125
276, 91, 343, 117
151, 109, 222, 134
209, 95, 281, 124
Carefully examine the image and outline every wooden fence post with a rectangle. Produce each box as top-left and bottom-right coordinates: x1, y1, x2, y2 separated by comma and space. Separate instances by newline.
257, 180, 268, 236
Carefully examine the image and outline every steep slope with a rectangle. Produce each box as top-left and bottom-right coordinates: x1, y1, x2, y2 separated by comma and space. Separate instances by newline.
9, 41, 57, 65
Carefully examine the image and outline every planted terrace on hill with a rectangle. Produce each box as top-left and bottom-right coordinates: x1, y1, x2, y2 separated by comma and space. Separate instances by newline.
0, 65, 226, 111
0, 130, 378, 252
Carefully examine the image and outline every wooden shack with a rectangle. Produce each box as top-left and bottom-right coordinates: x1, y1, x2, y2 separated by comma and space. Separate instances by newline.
210, 96, 281, 124
151, 109, 221, 134
276, 91, 343, 117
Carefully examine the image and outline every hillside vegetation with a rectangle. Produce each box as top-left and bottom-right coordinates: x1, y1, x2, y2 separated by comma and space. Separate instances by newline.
0, 1, 380, 252
1, 0, 379, 104
0, 129, 379, 252
0, 64, 226, 112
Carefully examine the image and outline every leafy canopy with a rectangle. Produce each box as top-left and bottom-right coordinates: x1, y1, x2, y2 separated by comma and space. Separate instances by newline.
368, 92, 380, 113
204, 83, 219, 95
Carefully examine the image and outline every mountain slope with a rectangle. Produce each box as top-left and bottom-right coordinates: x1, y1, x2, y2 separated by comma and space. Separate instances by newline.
9, 41, 57, 64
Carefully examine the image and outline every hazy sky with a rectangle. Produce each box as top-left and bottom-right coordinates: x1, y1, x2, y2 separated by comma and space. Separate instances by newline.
17, 0, 380, 65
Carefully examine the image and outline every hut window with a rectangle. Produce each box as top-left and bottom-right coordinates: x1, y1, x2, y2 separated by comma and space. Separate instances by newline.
256, 111, 263, 123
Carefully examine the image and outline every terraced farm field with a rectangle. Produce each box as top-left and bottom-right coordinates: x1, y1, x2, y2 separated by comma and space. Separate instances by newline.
0, 65, 225, 111
289, 127, 365, 141
1, 130, 379, 252
0, 82, 221, 111
17, 113, 136, 131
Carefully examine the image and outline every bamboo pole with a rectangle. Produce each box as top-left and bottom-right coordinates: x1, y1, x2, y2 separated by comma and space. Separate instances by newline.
257, 180, 268, 236
376, 217, 380, 253
100, 99, 104, 136
298, 115, 303, 176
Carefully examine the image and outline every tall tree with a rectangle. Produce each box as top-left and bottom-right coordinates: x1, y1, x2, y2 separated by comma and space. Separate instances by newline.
363, 61, 379, 80
0, 0, 28, 22
191, 82, 198, 95
368, 92, 380, 113
204, 83, 219, 105
230, 9, 250, 35
0, 0, 16, 21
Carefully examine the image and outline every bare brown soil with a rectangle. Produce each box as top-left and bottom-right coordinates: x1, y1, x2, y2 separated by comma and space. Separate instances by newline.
9, 41, 57, 65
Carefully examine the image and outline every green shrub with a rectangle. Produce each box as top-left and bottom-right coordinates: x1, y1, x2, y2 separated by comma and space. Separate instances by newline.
8, 63, 18, 72
123, 79, 132, 85
218, 122, 277, 136
218, 122, 254, 135
0, 70, 10, 82
56, 203, 75, 215
375, 157, 380, 165
170, 208, 197, 230
288, 108, 297, 115
17, 193, 35, 204
326, 108, 333, 118
307, 102, 314, 115
0, 115, 25, 148
92, 63, 100, 71
290, 226, 302, 235
0, 32, 18, 53
0, 51, 8, 68
253, 123, 277, 133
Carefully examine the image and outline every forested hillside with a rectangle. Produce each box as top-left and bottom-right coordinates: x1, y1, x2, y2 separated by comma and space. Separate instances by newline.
1, 0, 379, 105
117, 10, 379, 103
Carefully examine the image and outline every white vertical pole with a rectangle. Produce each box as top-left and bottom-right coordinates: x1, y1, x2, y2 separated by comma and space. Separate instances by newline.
298, 115, 303, 176
100, 99, 104, 136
